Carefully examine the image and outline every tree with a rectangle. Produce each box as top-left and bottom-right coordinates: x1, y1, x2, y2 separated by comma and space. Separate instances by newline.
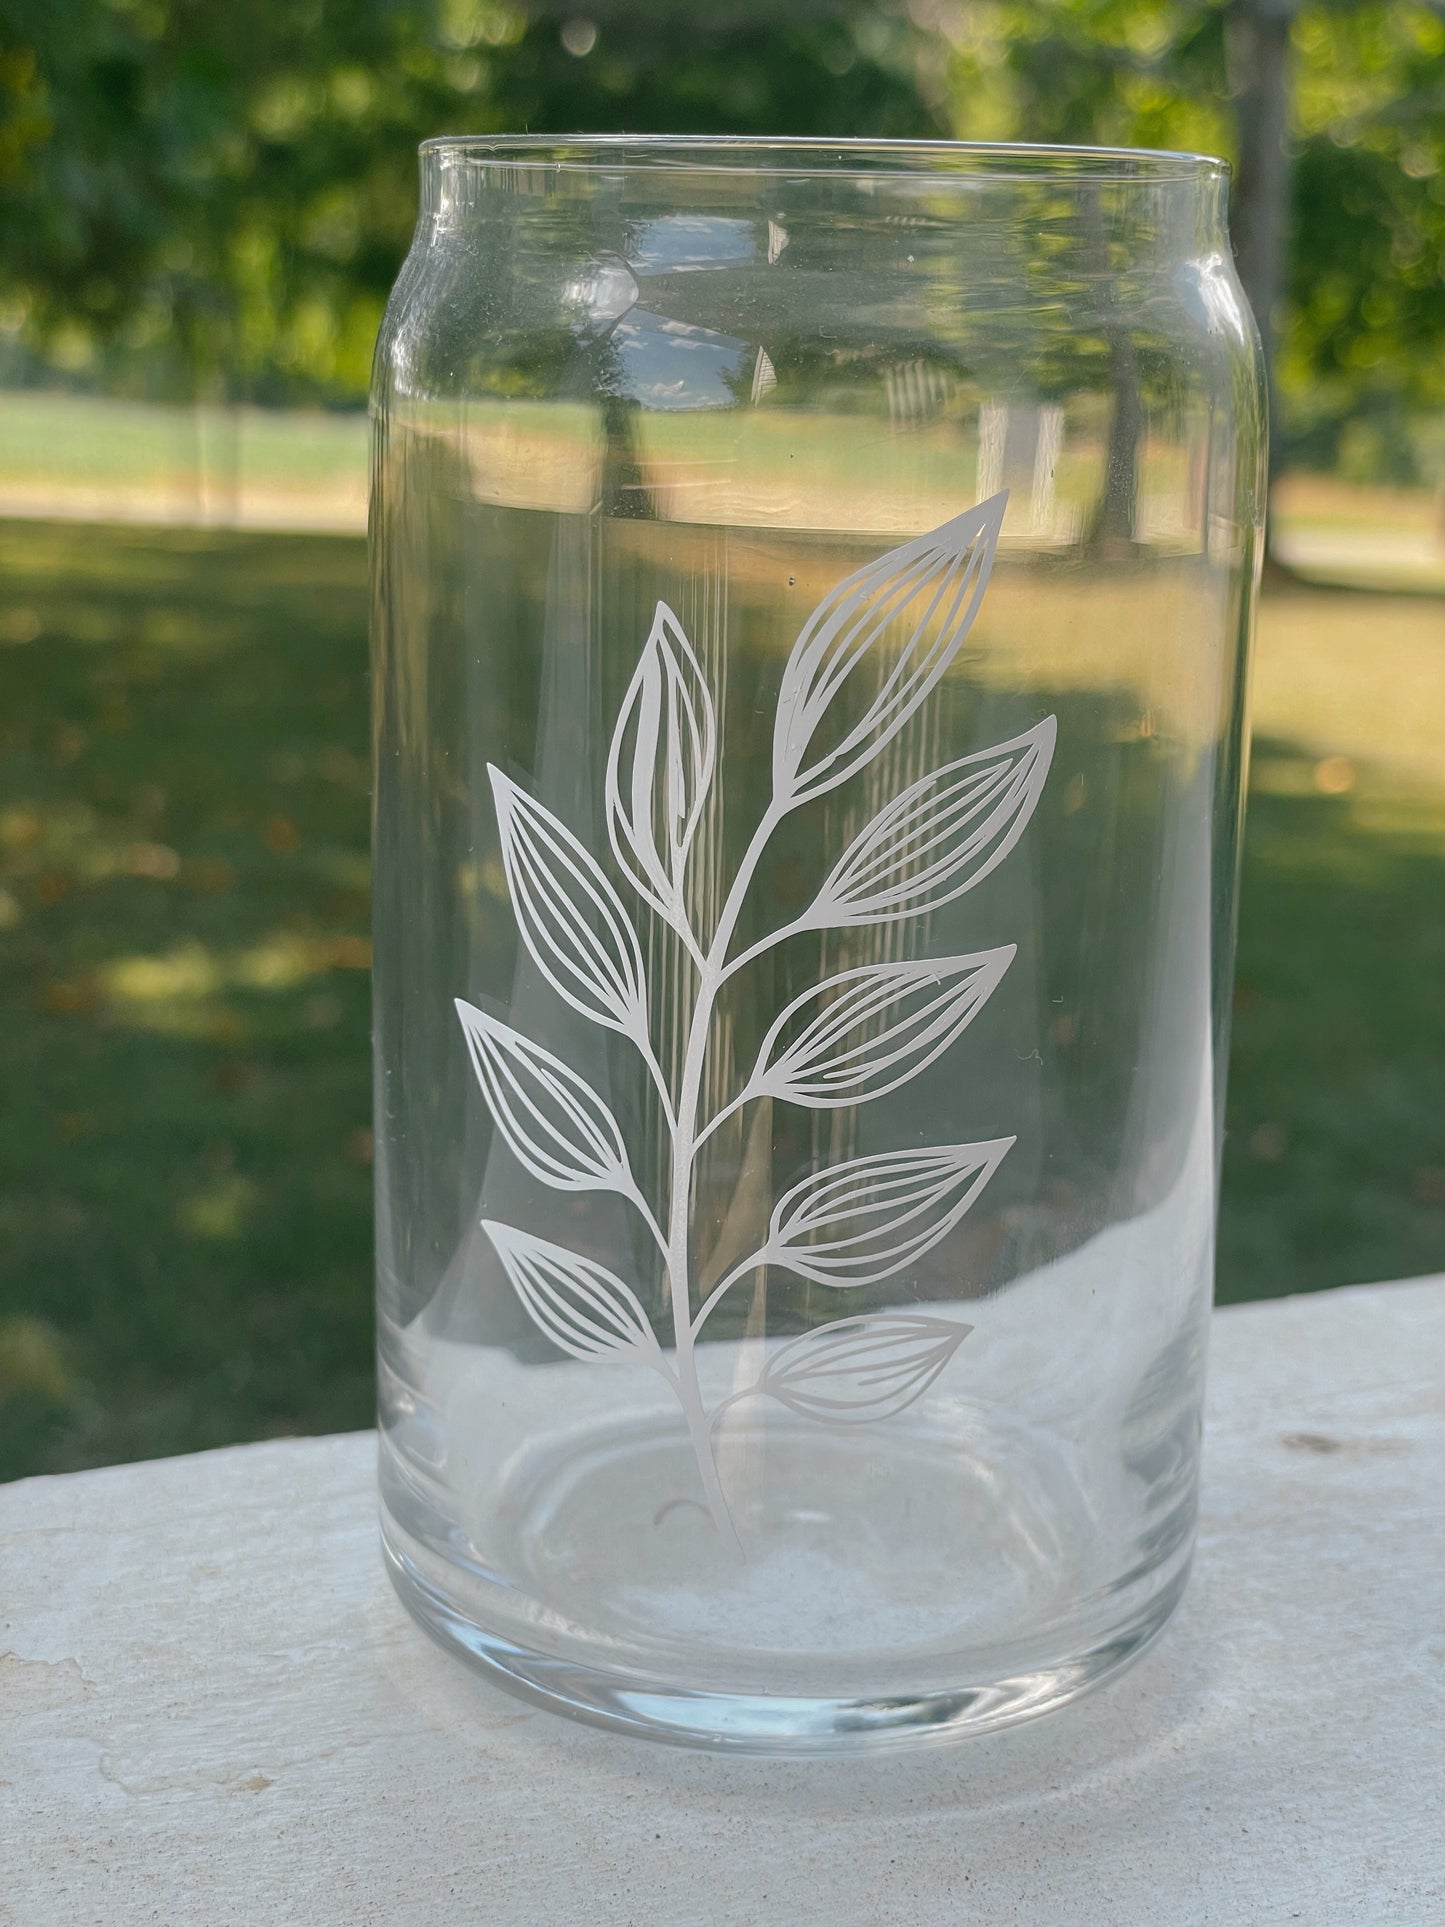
0, 0, 933, 401
0, 0, 1440, 479
1228, 0, 1298, 479
934, 0, 1445, 479
1284, 0, 1445, 474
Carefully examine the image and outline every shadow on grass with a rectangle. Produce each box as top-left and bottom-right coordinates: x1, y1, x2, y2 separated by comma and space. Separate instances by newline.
0, 521, 374, 1480
0, 523, 1440, 1479
1220, 732, 1445, 1304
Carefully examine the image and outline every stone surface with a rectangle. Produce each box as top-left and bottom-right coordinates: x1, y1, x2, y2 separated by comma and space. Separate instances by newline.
2, 1277, 1442, 1925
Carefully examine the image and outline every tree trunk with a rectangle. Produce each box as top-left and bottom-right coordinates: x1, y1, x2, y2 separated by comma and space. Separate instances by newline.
1093, 326, 1143, 554
1228, 0, 1298, 501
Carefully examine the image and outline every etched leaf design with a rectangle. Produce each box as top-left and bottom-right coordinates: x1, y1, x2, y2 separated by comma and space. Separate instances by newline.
489, 767, 648, 1037
605, 601, 717, 936
751, 1314, 972, 1423
743, 948, 1014, 1110
456, 998, 636, 1195
772, 493, 1006, 807
761, 1139, 1013, 1287
458, 498, 1043, 1547
482, 1220, 664, 1366
805, 717, 1056, 931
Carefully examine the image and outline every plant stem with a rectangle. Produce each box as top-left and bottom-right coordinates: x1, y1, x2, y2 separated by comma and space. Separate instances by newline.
681, 1378, 741, 1553
691, 1251, 764, 1339
664, 801, 783, 1552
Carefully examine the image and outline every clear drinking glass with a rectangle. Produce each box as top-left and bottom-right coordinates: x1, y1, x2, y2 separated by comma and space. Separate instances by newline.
371, 136, 1264, 1753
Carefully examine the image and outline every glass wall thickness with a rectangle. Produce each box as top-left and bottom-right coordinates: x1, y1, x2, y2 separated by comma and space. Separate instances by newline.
371, 137, 1265, 1753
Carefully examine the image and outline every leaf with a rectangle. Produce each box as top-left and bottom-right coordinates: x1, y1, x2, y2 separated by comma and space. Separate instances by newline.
750, 1314, 972, 1424
489, 767, 649, 1038
804, 717, 1056, 931
743, 948, 1014, 1110
772, 493, 1007, 807
455, 999, 635, 1195
605, 602, 717, 935
481, 1220, 664, 1367
761, 1139, 1013, 1287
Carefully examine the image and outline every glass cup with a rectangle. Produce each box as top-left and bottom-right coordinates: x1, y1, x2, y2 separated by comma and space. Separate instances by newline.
371, 136, 1264, 1753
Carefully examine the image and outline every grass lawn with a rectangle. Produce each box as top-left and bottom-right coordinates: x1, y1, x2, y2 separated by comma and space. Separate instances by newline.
1220, 580, 1445, 1302
0, 394, 369, 532
1, 517, 1442, 1480
0, 521, 374, 1480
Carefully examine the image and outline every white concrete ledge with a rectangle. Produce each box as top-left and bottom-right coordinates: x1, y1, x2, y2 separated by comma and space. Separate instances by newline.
3, 1276, 1443, 1924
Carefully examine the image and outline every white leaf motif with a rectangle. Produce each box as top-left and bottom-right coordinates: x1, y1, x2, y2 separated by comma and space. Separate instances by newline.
489, 767, 648, 1036
456, 998, 634, 1194
605, 602, 717, 940
482, 1220, 665, 1367
761, 1139, 1014, 1287
772, 493, 1006, 807
804, 717, 1056, 931
743, 948, 1014, 1110
460, 500, 1043, 1550
750, 1313, 972, 1424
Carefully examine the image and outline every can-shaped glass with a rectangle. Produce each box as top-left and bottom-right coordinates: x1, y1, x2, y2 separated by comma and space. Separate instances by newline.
371, 136, 1264, 1753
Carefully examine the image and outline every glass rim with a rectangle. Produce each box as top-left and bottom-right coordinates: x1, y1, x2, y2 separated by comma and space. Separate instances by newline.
419, 134, 1229, 185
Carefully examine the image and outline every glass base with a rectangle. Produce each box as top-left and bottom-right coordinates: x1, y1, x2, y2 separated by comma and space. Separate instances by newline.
384, 1532, 1186, 1755
379, 1406, 1193, 1755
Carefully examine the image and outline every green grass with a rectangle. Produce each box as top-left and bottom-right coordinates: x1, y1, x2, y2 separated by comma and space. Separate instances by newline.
0, 392, 368, 496
0, 520, 374, 1480
1220, 741, 1445, 1302
1220, 579, 1445, 1299
0, 518, 1442, 1481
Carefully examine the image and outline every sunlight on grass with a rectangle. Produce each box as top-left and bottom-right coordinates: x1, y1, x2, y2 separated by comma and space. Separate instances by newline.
2, 797, 185, 887
176, 1175, 261, 1242
0, 1313, 73, 1404
0, 393, 368, 534
1252, 591, 1445, 797
96, 933, 371, 1033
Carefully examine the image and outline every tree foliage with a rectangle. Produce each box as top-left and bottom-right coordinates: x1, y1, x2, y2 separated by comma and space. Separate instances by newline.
935, 0, 1445, 465
0, 0, 1440, 468
1287, 1, 1445, 471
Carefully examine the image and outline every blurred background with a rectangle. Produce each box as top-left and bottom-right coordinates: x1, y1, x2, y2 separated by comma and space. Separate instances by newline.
1, 0, 1441, 1482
